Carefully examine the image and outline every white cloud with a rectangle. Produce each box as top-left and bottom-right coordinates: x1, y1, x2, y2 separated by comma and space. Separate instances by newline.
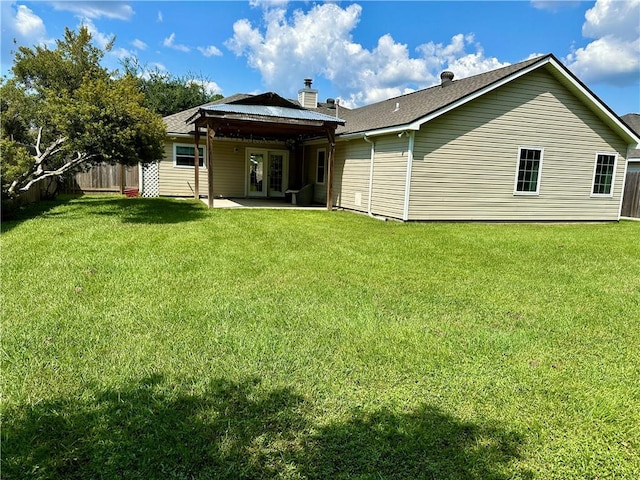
80, 19, 133, 64
80, 18, 115, 50
565, 36, 640, 85
225, 3, 507, 106
1, 3, 50, 73
416, 33, 509, 79
157, 10, 163, 22
565, 0, 640, 85
163, 33, 190, 53
14, 4, 46, 37
582, 0, 639, 41
51, 1, 134, 20
151, 62, 166, 71
530, 1, 582, 12
249, 0, 290, 8
132, 39, 147, 51
1, 3, 47, 43
188, 79, 223, 96
197, 45, 223, 57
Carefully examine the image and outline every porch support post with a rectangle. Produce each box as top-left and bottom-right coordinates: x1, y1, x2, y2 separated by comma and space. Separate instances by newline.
326, 128, 336, 210
119, 163, 126, 194
193, 128, 200, 199
207, 124, 215, 208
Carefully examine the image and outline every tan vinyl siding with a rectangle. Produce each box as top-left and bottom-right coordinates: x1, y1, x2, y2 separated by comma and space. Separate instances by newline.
159, 140, 287, 198
409, 69, 627, 221
334, 139, 371, 212
304, 144, 328, 204
158, 141, 208, 197
369, 136, 408, 219
209, 142, 245, 197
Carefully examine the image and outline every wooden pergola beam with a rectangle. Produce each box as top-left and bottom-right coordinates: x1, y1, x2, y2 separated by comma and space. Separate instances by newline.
207, 125, 215, 208
326, 128, 336, 211
193, 129, 200, 200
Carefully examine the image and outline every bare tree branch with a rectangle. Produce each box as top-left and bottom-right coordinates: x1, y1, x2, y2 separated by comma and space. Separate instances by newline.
17, 151, 93, 193
34, 127, 43, 157
6, 135, 86, 195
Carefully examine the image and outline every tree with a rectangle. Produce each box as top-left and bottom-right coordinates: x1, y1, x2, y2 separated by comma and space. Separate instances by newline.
121, 57, 223, 117
0, 27, 166, 199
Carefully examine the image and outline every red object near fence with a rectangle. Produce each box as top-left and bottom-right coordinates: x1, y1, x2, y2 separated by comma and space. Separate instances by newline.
124, 187, 139, 198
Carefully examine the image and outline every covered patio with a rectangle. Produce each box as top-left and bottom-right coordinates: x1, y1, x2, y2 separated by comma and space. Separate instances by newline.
186, 93, 345, 210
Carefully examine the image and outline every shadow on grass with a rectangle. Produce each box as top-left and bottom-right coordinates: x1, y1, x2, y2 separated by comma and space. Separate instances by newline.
86, 196, 208, 224
0, 194, 80, 234
2, 195, 207, 232
2, 375, 531, 480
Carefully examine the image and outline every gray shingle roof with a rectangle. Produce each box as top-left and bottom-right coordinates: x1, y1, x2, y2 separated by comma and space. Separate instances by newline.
336, 55, 547, 135
621, 113, 640, 136
164, 94, 252, 135
165, 54, 635, 145
622, 114, 640, 158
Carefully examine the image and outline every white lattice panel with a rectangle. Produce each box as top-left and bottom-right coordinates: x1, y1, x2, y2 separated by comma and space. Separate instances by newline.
142, 161, 159, 197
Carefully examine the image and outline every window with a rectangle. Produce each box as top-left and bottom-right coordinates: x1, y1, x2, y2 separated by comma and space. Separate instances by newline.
514, 147, 543, 195
316, 149, 326, 184
592, 153, 616, 196
174, 144, 205, 168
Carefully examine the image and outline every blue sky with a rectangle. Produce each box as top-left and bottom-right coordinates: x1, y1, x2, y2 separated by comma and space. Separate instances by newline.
1, 1, 639, 114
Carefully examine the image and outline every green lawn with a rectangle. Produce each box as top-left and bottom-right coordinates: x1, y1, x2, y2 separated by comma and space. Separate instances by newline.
2, 195, 639, 479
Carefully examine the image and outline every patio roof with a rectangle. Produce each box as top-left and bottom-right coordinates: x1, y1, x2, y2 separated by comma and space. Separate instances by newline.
186, 92, 343, 210
187, 92, 345, 142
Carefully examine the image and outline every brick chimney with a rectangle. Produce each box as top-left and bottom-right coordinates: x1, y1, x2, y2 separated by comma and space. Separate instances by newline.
298, 78, 318, 109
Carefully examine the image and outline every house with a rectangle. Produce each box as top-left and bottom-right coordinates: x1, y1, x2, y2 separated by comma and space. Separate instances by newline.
620, 113, 640, 218
141, 54, 640, 221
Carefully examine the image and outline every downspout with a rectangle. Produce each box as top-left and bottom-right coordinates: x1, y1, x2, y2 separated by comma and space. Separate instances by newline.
364, 134, 375, 216
618, 146, 631, 220
363, 134, 385, 220
402, 131, 415, 221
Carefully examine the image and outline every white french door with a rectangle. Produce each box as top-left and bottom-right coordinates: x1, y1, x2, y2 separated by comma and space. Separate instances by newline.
246, 149, 288, 197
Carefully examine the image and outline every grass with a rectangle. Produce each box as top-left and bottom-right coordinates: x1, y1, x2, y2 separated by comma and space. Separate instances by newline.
1, 195, 639, 479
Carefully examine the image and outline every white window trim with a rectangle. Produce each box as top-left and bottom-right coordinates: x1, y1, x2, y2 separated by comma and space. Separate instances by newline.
590, 152, 617, 198
513, 146, 544, 196
316, 148, 326, 185
173, 143, 206, 169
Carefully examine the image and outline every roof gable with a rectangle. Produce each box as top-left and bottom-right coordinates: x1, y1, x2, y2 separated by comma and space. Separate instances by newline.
338, 54, 640, 146
338, 56, 545, 135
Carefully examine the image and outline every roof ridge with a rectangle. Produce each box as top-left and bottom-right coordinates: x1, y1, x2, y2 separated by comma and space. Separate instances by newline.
350, 53, 551, 111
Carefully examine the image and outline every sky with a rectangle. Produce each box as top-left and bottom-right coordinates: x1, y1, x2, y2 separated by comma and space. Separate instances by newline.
1, 0, 639, 115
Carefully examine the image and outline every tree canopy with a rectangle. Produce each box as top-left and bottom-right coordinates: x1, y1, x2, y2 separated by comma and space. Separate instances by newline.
121, 58, 223, 117
1, 27, 166, 198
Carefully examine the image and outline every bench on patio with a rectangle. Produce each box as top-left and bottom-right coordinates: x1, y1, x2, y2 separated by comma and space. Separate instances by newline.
285, 183, 314, 206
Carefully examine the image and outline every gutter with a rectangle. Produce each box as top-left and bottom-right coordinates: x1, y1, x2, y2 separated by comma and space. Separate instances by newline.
340, 126, 418, 141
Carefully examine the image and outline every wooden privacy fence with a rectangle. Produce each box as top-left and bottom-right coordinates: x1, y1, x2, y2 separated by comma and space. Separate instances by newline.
621, 171, 640, 218
64, 163, 139, 193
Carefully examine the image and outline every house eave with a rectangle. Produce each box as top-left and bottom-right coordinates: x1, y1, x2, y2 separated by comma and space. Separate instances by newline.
338, 124, 420, 140
337, 54, 640, 147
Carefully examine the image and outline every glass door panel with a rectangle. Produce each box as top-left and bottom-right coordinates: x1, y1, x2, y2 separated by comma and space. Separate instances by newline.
248, 152, 266, 196
269, 153, 284, 196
